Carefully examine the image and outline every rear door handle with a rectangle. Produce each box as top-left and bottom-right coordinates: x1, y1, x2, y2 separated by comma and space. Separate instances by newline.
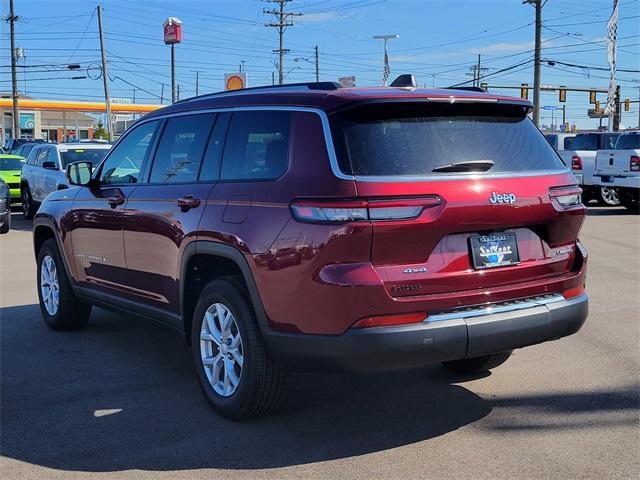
107, 195, 125, 208
177, 195, 201, 211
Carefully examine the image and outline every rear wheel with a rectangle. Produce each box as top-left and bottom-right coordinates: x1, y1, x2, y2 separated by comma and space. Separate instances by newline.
37, 238, 92, 330
598, 186, 620, 206
191, 276, 286, 420
619, 188, 640, 213
0, 211, 9, 233
21, 186, 36, 220
442, 351, 512, 374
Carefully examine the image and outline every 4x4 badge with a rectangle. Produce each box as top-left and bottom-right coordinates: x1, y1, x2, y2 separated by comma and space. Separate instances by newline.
489, 192, 517, 204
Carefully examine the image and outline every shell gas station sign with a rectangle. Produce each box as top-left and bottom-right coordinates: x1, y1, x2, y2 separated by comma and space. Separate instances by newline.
225, 73, 246, 91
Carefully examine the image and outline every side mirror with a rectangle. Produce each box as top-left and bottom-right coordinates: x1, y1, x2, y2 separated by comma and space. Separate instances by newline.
67, 161, 93, 186
42, 160, 58, 170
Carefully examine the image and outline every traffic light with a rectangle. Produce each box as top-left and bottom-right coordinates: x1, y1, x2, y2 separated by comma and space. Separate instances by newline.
595, 100, 600, 111
520, 83, 529, 100
559, 86, 566, 103
589, 90, 597, 104
480, 82, 488, 91
624, 98, 630, 112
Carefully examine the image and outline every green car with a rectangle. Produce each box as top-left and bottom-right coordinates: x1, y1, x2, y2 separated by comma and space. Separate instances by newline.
0, 154, 25, 203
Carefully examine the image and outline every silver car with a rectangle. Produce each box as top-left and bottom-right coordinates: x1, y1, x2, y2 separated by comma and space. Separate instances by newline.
21, 143, 111, 219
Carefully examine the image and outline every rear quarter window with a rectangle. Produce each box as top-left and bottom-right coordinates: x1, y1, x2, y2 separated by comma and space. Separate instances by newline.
615, 135, 640, 150
330, 103, 565, 177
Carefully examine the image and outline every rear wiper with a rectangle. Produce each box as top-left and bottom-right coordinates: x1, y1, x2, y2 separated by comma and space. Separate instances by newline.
431, 160, 495, 173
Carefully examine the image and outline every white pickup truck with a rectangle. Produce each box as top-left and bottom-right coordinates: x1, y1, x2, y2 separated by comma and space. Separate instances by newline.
561, 132, 621, 206
594, 132, 640, 213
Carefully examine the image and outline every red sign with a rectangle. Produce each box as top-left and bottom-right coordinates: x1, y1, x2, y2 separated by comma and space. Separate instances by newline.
163, 19, 182, 45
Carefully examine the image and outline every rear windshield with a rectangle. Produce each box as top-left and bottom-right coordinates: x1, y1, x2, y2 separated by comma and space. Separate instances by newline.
330, 103, 565, 177
0, 157, 25, 170
60, 148, 109, 168
615, 134, 640, 150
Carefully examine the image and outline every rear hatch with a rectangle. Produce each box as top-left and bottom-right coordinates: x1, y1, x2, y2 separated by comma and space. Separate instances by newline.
329, 101, 585, 299
596, 134, 640, 176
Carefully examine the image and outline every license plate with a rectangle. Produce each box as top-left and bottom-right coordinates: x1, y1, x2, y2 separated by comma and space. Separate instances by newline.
469, 233, 520, 269
600, 175, 613, 183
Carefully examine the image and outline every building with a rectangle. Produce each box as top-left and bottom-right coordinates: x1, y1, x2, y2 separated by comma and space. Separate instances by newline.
1, 94, 96, 144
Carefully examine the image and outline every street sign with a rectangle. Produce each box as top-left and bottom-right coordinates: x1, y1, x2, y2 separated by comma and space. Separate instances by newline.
543, 105, 558, 111
339, 76, 356, 88
224, 73, 246, 91
588, 108, 607, 118
113, 114, 133, 122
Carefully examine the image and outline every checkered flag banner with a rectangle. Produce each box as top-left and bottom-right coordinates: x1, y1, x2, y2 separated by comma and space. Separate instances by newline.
383, 44, 391, 85
605, 0, 618, 116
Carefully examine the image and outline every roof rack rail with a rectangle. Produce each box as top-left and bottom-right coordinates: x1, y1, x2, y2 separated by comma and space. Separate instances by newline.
447, 86, 486, 93
176, 81, 342, 104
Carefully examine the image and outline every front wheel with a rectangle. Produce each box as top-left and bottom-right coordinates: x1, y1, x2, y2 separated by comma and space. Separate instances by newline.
191, 277, 286, 420
21, 186, 36, 220
37, 238, 92, 330
442, 351, 512, 374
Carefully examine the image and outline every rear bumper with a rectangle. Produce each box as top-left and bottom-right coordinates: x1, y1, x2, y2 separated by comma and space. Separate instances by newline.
263, 293, 588, 372
594, 174, 640, 189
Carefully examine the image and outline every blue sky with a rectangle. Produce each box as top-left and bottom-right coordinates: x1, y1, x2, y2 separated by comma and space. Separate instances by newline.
1, 0, 639, 129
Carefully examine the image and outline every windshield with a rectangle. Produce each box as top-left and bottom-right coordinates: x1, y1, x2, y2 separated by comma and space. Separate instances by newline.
60, 148, 109, 168
330, 103, 565, 176
0, 157, 25, 170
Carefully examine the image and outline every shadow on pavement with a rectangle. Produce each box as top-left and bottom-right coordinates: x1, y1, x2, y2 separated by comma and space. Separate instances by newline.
8, 211, 32, 232
586, 206, 635, 216
1, 304, 637, 473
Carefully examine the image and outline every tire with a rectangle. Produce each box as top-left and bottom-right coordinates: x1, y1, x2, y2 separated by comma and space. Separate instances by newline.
191, 276, 286, 420
598, 186, 620, 206
442, 351, 512, 374
0, 211, 9, 234
37, 238, 92, 331
619, 189, 640, 214
22, 186, 36, 220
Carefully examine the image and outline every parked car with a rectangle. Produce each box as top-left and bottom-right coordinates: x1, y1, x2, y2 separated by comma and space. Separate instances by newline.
0, 178, 10, 233
0, 154, 25, 204
21, 142, 111, 219
544, 133, 576, 151
13, 142, 41, 160
594, 132, 640, 213
3, 138, 45, 154
561, 132, 621, 205
32, 78, 588, 420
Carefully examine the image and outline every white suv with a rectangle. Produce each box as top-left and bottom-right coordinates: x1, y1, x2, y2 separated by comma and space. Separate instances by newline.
21, 142, 111, 219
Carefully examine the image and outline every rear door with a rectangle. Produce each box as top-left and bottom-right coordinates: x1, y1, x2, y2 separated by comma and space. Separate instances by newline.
122, 113, 221, 314
329, 101, 584, 299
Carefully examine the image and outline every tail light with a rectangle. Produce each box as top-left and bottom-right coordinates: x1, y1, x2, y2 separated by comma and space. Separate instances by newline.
549, 185, 583, 208
352, 312, 426, 329
571, 155, 582, 170
563, 285, 585, 299
630, 155, 640, 172
290, 196, 442, 224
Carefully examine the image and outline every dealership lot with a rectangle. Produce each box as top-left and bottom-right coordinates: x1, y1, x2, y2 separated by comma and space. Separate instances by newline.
1, 209, 638, 479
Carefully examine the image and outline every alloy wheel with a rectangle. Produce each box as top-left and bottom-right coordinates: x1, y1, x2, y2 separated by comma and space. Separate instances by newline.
200, 302, 244, 397
40, 255, 59, 316
600, 187, 620, 206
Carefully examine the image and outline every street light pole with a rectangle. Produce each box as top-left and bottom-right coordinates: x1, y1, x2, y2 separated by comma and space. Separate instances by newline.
314, 45, 319, 82
373, 34, 399, 86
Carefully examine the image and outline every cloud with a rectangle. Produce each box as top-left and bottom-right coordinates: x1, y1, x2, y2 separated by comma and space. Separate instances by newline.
470, 41, 535, 55
297, 12, 344, 22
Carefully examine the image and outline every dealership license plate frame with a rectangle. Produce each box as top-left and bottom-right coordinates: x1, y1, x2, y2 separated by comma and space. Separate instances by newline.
469, 232, 521, 270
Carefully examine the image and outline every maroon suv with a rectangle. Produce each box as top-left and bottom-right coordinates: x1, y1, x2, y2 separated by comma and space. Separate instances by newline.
33, 79, 588, 419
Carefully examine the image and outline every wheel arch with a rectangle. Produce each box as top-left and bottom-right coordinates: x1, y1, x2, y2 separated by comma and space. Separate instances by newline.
33, 216, 76, 289
180, 241, 270, 344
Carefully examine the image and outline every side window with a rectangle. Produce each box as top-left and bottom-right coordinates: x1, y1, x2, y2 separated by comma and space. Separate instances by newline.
149, 114, 215, 183
199, 113, 230, 182
220, 111, 291, 181
35, 148, 49, 167
100, 121, 159, 185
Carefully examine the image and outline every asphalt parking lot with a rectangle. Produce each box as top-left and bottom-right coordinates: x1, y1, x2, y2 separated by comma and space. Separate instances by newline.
1, 208, 638, 479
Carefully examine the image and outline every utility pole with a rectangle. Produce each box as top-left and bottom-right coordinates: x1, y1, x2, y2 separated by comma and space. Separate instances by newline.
467, 55, 488, 87
314, 45, 319, 82
160, 83, 165, 104
195, 71, 199, 96
524, 0, 542, 126
7, 0, 20, 138
97, 5, 113, 140
264, 0, 302, 85
177, 83, 180, 102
